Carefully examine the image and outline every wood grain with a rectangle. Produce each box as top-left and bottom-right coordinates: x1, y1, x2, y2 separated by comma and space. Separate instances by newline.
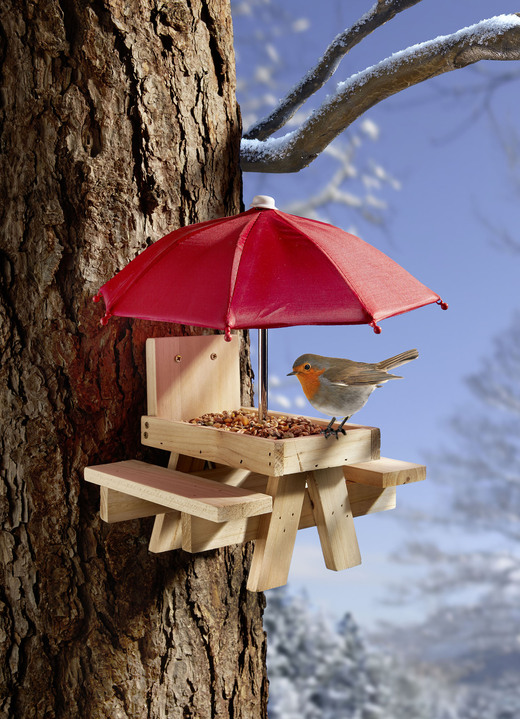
343, 457, 426, 487
85, 460, 272, 523
307, 467, 361, 570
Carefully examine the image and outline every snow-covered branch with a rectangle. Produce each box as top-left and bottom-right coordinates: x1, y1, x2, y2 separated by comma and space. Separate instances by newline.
241, 15, 520, 173
242, 0, 424, 141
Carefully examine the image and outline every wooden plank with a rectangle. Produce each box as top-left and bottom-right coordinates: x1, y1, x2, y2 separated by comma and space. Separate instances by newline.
100, 486, 176, 523
84, 460, 272, 523
343, 457, 426, 487
141, 415, 379, 476
145, 334, 241, 550
149, 512, 183, 553
142, 416, 284, 475
176, 485, 396, 554
182, 514, 254, 553
149, 452, 206, 552
99, 453, 205, 525
280, 425, 379, 474
344, 482, 396, 519
306, 467, 361, 571
97, 463, 396, 543
146, 335, 241, 420
246, 473, 307, 592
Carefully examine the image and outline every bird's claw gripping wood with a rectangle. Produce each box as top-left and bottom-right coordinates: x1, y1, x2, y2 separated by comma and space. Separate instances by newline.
322, 415, 349, 440
322, 426, 346, 440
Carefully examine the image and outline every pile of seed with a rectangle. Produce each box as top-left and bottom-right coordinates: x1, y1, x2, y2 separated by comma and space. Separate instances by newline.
187, 410, 323, 439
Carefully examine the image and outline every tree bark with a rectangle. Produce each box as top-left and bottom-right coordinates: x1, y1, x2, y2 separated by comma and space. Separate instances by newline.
0, 1, 267, 717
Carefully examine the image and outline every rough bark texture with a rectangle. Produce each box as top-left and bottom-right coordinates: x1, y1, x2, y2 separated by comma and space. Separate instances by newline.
0, 1, 267, 717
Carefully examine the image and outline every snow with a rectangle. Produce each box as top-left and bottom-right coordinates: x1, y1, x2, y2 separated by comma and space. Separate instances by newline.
265, 585, 520, 719
240, 14, 520, 163
241, 129, 296, 161
334, 15, 520, 97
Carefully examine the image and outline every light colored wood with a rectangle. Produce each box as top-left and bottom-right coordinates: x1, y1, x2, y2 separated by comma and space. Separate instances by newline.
93, 335, 246, 550
146, 335, 241, 420
96, 462, 396, 550
149, 452, 206, 553
142, 415, 379, 476
189, 467, 396, 518
137, 484, 397, 553
84, 460, 272, 523
182, 514, 255, 553
343, 457, 426, 487
100, 486, 176, 523
145, 334, 242, 557
246, 473, 307, 592
306, 468, 361, 570
343, 482, 396, 519
149, 511, 183, 553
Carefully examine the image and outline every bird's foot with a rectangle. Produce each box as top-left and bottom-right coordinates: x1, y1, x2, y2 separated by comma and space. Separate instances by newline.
321, 426, 347, 440
321, 416, 350, 439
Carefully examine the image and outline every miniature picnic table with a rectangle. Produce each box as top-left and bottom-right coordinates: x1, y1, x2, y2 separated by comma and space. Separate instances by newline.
85, 335, 425, 591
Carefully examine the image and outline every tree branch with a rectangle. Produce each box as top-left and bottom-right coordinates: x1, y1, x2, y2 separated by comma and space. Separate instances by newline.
241, 15, 520, 173
243, 0, 425, 141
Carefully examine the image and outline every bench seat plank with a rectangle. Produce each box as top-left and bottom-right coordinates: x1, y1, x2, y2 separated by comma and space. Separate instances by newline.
344, 457, 426, 487
85, 460, 272, 523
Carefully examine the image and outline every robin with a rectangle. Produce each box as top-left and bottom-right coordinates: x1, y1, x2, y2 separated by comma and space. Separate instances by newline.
287, 348, 419, 438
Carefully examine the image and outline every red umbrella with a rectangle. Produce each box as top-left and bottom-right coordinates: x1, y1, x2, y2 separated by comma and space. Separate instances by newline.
95, 196, 446, 336
94, 196, 447, 418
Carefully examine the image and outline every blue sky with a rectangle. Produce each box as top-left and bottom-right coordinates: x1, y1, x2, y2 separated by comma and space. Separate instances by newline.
234, 1, 520, 625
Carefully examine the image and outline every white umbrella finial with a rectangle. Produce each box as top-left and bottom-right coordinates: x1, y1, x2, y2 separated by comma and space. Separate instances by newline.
250, 195, 277, 210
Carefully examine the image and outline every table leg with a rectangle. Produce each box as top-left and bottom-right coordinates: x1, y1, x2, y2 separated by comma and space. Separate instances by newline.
148, 453, 205, 553
247, 473, 306, 592
307, 467, 361, 570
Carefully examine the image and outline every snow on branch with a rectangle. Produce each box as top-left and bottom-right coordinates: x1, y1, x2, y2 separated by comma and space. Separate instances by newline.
242, 0, 424, 141
241, 14, 520, 173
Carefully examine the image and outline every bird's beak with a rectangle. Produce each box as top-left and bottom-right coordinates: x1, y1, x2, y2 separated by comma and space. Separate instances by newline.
287, 370, 296, 376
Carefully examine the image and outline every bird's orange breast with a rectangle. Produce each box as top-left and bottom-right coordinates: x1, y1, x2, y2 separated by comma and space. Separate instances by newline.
294, 367, 326, 401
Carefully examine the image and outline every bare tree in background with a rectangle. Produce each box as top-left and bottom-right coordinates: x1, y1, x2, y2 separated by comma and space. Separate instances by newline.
2, 1, 520, 716
376, 311, 520, 719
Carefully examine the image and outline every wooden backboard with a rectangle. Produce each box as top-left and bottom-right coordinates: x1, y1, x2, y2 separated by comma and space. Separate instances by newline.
146, 335, 241, 421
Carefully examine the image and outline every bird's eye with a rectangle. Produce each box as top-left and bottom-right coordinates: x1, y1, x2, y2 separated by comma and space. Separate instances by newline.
304, 363, 311, 370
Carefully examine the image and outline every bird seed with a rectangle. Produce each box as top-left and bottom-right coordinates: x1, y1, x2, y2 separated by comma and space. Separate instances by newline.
186, 410, 323, 439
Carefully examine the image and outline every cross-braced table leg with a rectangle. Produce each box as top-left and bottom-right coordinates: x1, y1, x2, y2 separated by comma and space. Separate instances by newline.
148, 453, 205, 553
306, 466, 361, 570
247, 472, 307, 592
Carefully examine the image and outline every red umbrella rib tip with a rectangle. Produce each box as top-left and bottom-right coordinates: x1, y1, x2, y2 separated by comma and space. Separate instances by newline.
437, 299, 449, 310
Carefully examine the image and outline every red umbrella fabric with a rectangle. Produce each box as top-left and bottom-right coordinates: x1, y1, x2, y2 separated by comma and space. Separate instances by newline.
94, 197, 447, 337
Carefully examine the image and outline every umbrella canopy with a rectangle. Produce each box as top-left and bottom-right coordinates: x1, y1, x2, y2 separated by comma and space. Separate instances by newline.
94, 196, 447, 338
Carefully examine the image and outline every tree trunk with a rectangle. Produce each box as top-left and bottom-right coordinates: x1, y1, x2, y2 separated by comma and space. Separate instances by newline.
0, 1, 267, 717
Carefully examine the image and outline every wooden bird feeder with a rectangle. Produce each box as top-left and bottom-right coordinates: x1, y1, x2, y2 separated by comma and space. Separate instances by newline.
85, 335, 425, 592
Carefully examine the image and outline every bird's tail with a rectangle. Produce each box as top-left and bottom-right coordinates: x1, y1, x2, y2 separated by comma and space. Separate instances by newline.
377, 348, 419, 371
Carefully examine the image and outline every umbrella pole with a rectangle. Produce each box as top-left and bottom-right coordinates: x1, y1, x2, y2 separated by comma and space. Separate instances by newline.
258, 328, 268, 421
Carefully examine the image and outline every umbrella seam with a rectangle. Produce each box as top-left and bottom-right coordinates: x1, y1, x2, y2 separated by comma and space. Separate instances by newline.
274, 211, 376, 322
100, 215, 229, 311
225, 210, 263, 331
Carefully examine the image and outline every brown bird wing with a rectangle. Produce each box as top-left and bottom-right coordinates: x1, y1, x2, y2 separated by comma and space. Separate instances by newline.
323, 364, 402, 386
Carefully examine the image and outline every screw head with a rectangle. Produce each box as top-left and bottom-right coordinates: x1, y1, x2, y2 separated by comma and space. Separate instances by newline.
175, 355, 182, 363
210, 353, 217, 360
